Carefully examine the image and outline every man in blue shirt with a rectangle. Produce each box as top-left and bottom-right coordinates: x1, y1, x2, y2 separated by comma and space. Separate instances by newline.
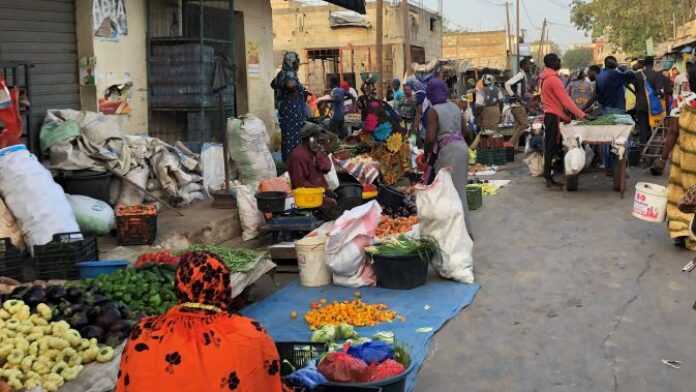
328, 76, 349, 138
596, 56, 635, 114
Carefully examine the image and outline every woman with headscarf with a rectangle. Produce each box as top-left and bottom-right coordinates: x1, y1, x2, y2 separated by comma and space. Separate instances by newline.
272, 52, 307, 161
115, 252, 283, 392
403, 77, 428, 142
424, 79, 471, 225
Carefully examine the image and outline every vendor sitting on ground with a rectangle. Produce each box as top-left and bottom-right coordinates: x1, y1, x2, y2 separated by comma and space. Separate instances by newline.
288, 123, 332, 189
116, 252, 283, 392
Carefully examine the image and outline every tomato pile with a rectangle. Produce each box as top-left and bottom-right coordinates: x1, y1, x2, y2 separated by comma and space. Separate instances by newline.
134, 251, 179, 268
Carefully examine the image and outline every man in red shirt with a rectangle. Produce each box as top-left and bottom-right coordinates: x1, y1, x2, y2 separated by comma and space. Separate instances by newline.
287, 122, 332, 189
539, 53, 586, 188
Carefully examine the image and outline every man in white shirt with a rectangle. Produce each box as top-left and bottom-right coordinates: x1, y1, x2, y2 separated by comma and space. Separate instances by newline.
505, 58, 532, 150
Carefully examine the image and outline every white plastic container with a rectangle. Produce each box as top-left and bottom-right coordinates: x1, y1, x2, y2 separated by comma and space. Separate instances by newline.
633, 182, 668, 223
296, 234, 332, 287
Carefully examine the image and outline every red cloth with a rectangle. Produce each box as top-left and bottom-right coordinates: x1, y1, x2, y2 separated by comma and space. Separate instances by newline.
287, 144, 331, 188
539, 68, 585, 123
318, 352, 369, 383
0, 79, 22, 149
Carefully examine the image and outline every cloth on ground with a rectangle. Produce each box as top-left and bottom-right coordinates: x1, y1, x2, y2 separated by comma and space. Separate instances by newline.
241, 280, 480, 392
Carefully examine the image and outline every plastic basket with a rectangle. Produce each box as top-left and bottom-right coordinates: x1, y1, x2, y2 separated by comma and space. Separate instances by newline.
256, 192, 288, 214
0, 238, 26, 281
465, 185, 483, 211
116, 205, 158, 246
476, 148, 507, 166
32, 232, 98, 281
54, 170, 113, 204
294, 188, 325, 209
276, 342, 327, 376
372, 252, 431, 290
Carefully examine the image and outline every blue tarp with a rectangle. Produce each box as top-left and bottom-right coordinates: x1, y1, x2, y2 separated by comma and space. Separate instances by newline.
242, 280, 480, 392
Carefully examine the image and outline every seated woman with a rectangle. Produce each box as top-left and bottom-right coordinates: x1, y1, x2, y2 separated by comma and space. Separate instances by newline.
115, 252, 283, 392
287, 123, 332, 189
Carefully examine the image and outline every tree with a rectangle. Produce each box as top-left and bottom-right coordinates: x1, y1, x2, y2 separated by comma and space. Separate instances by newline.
563, 47, 594, 70
571, 0, 696, 55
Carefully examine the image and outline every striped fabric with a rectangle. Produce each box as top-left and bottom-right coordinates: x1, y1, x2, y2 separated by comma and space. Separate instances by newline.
667, 105, 696, 250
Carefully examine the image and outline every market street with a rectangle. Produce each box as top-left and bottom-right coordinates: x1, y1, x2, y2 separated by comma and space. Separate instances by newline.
417, 164, 696, 392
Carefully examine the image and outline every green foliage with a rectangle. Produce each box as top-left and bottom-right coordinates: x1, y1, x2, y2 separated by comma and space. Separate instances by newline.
563, 47, 594, 70
571, 0, 696, 55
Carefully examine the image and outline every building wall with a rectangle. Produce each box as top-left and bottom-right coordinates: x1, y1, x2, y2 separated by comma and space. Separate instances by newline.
442, 30, 509, 70
76, 0, 276, 135
272, 0, 442, 94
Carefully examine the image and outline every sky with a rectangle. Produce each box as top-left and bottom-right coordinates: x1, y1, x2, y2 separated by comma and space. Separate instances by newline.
428, 0, 591, 50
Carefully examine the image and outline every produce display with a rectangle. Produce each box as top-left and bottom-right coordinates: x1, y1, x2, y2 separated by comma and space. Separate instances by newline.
185, 244, 260, 272
133, 251, 179, 268
366, 237, 437, 258
576, 113, 635, 126
1, 285, 133, 347
304, 299, 398, 330
0, 299, 114, 391
79, 264, 177, 318
375, 215, 418, 238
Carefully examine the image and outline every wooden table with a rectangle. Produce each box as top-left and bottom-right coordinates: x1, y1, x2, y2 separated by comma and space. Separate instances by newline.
560, 123, 634, 198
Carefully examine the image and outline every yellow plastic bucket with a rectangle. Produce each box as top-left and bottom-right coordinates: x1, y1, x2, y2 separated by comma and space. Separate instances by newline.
294, 187, 325, 209
632, 182, 667, 223
296, 234, 331, 287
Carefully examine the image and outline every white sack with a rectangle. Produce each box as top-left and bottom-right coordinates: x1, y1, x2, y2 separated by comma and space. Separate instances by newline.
227, 115, 277, 185
564, 137, 585, 176
325, 201, 381, 277
324, 154, 340, 191
200, 143, 225, 193
0, 145, 80, 251
0, 197, 25, 250
416, 169, 474, 283
117, 166, 150, 206
234, 183, 265, 241
67, 194, 115, 235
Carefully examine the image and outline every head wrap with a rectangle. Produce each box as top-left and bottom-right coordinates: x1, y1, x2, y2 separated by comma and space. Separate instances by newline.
426, 79, 449, 105
282, 51, 300, 72
340, 80, 351, 91
391, 78, 401, 90
404, 77, 425, 92
175, 252, 231, 310
300, 122, 322, 139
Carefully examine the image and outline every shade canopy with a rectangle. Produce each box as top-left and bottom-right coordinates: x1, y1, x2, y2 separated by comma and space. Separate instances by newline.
324, 0, 366, 14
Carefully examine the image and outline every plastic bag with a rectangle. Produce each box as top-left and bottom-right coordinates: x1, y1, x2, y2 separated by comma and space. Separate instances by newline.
234, 183, 265, 241
0, 145, 80, 252
564, 137, 585, 176
332, 262, 377, 288
318, 352, 369, 383
66, 194, 115, 235
0, 196, 24, 250
200, 143, 225, 194
415, 169, 474, 283
324, 154, 340, 191
524, 152, 544, 177
347, 341, 394, 365
227, 115, 277, 185
584, 144, 595, 170
366, 359, 405, 382
325, 201, 381, 277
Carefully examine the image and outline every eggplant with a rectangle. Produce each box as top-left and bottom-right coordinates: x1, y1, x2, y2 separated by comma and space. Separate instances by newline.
46, 286, 67, 302
63, 303, 84, 318
109, 319, 134, 334
10, 286, 30, 300
66, 287, 83, 302
87, 306, 102, 323
115, 302, 133, 321
22, 287, 47, 308
96, 306, 122, 329
104, 332, 128, 348
80, 325, 104, 340
69, 311, 89, 330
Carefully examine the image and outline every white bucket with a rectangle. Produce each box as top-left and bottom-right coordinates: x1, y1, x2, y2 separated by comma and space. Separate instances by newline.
633, 182, 668, 223
296, 234, 332, 287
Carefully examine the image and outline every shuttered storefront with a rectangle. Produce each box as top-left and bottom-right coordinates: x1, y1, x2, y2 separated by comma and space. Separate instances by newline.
0, 0, 80, 151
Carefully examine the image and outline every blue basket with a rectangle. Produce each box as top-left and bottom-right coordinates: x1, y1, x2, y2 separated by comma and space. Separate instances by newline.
76, 260, 129, 279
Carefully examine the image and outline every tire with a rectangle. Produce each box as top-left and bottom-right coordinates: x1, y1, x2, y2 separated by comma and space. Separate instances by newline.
566, 175, 579, 191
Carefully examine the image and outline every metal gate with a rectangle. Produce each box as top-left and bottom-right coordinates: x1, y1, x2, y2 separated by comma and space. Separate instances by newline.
0, 0, 80, 151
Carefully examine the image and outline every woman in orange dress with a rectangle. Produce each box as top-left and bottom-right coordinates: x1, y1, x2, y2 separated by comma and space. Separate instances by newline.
115, 252, 283, 392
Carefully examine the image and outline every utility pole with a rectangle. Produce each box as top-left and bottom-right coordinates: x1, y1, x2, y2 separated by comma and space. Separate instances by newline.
505, 2, 512, 70
537, 18, 547, 65
376, 0, 384, 98
402, 0, 411, 78
515, 0, 520, 74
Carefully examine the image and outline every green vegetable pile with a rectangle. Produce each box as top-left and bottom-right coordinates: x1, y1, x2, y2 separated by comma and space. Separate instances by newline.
366, 237, 438, 259
185, 244, 260, 272
577, 114, 633, 126
79, 264, 177, 317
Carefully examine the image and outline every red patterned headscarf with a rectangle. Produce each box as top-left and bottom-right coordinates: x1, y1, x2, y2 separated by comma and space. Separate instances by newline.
175, 252, 231, 310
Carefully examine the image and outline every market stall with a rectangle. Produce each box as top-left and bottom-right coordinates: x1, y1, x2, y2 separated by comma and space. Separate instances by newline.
560, 115, 635, 197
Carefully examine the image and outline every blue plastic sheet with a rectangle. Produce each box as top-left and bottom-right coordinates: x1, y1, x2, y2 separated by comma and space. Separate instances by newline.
242, 279, 480, 392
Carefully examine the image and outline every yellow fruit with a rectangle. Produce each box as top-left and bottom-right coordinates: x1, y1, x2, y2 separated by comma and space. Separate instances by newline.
290, 311, 298, 320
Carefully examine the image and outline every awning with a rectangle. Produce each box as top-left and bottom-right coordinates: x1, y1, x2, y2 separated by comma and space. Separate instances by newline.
324, 0, 366, 14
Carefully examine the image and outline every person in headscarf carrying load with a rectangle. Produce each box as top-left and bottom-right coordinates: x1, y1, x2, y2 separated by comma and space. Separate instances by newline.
539, 53, 586, 188
504, 58, 533, 150
272, 51, 308, 161
423, 79, 471, 229
115, 252, 284, 392
475, 73, 504, 132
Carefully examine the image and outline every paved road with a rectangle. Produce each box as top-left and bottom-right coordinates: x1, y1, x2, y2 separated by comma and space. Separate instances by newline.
417, 164, 696, 392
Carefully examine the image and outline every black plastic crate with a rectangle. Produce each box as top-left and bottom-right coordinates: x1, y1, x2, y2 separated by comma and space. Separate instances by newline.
276, 342, 327, 377
32, 232, 98, 281
0, 238, 26, 281
477, 148, 507, 166
116, 206, 158, 246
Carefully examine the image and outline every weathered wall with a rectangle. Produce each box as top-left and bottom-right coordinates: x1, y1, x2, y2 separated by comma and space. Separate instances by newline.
442, 30, 509, 70
272, 0, 442, 94
75, 0, 149, 134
